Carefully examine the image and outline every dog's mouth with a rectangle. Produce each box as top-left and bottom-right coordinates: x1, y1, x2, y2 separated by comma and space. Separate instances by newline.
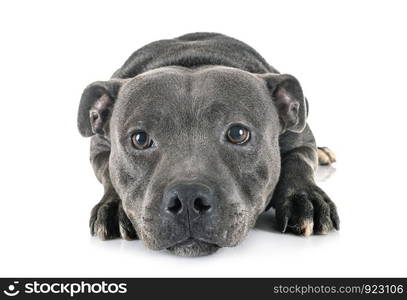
166, 238, 219, 257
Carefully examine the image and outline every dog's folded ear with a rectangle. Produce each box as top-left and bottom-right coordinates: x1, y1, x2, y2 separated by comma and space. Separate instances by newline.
258, 73, 307, 133
77, 79, 125, 137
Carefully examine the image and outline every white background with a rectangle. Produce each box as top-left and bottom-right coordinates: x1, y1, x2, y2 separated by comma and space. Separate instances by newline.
1, 0, 406, 277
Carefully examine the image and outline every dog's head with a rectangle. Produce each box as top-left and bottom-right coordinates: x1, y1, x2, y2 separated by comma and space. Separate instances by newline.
78, 66, 306, 256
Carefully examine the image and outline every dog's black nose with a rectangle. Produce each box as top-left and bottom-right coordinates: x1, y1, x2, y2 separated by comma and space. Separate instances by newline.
164, 183, 215, 216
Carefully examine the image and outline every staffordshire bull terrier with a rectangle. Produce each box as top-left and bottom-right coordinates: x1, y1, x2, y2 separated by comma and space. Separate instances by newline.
77, 32, 339, 256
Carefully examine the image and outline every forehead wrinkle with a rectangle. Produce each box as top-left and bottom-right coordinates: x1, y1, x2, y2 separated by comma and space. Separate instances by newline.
117, 72, 192, 131
114, 65, 272, 133
194, 72, 269, 128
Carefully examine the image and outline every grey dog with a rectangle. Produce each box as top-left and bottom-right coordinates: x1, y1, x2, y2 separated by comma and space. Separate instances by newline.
77, 32, 339, 256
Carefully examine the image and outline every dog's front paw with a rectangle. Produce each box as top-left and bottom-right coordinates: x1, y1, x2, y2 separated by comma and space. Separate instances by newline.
90, 196, 138, 241
274, 184, 339, 236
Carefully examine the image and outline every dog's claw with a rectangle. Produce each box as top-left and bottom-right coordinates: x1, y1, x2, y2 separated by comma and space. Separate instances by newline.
281, 216, 289, 233
301, 221, 314, 236
317, 147, 336, 165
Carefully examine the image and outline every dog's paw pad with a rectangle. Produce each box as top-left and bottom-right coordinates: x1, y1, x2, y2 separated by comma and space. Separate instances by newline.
317, 147, 336, 165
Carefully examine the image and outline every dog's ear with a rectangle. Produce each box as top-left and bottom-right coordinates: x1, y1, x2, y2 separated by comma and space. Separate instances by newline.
259, 73, 307, 133
77, 79, 125, 137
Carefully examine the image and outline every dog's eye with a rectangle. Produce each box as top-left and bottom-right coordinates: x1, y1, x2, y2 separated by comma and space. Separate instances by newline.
131, 131, 153, 149
226, 125, 250, 145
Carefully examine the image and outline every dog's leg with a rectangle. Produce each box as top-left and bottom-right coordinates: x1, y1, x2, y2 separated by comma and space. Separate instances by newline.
89, 135, 138, 240
270, 125, 340, 235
